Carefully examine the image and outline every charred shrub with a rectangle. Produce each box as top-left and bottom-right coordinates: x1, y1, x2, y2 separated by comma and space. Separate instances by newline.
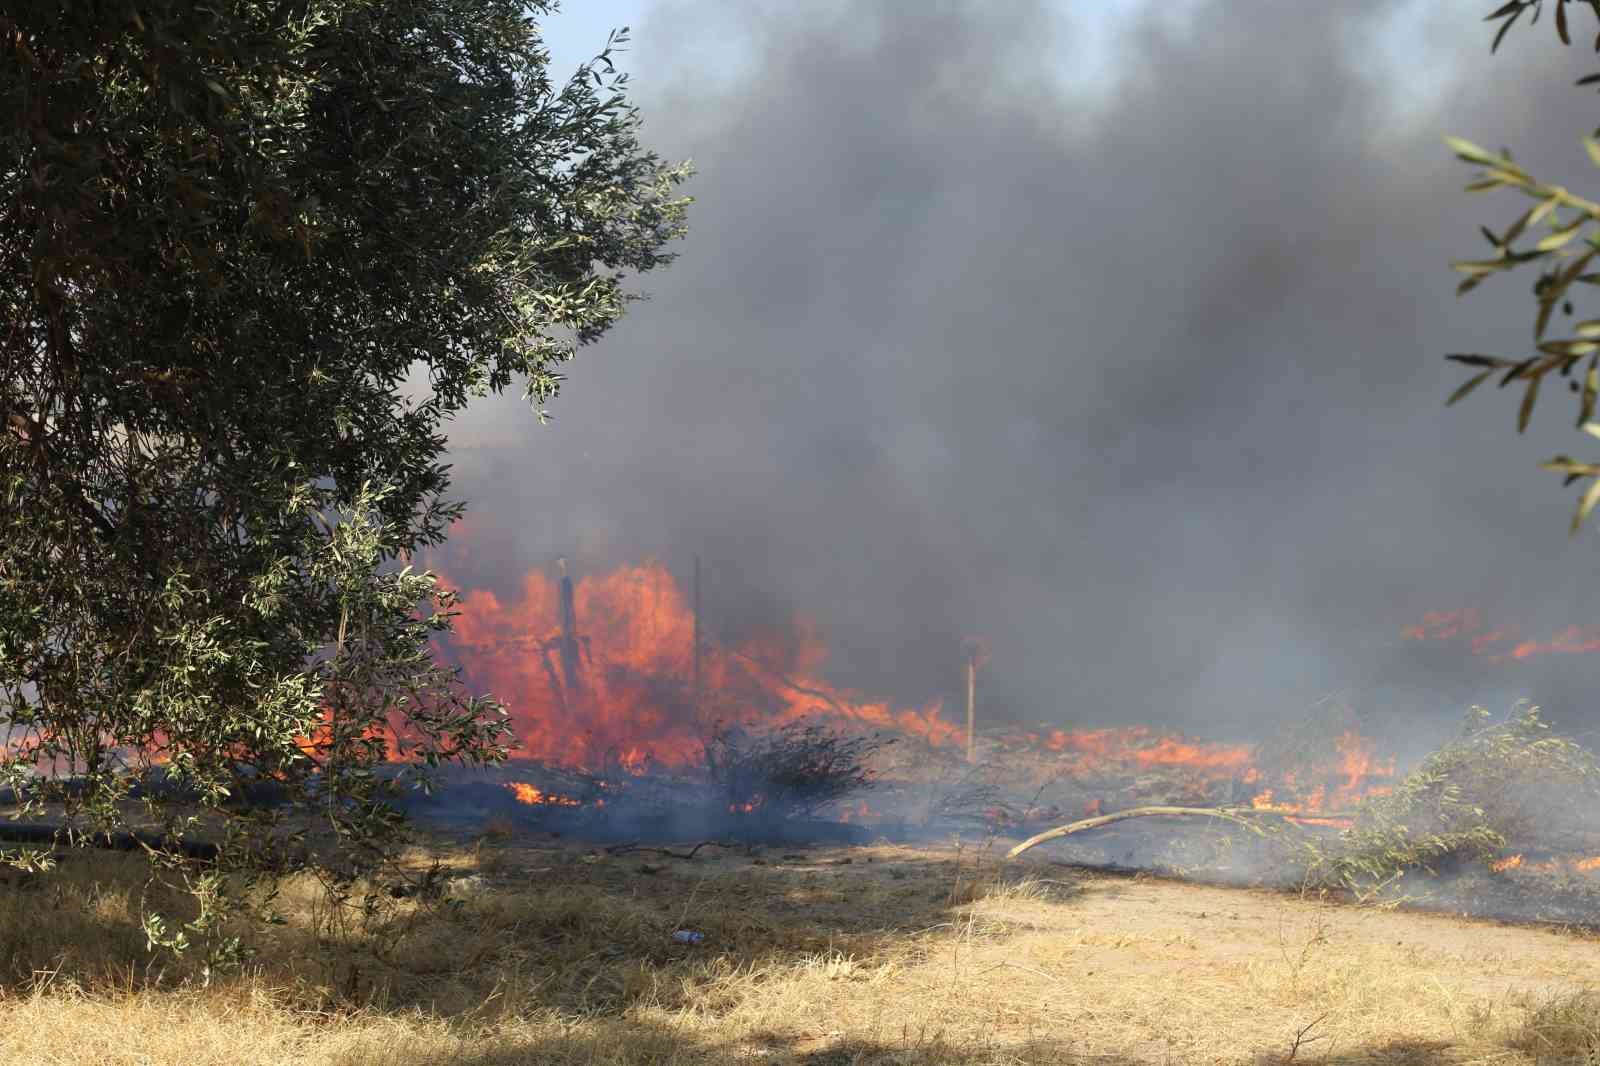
929, 779, 1014, 830
705, 722, 889, 821
923, 762, 1028, 832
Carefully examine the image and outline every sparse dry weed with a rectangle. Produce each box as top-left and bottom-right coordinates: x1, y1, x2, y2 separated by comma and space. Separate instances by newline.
1503, 989, 1600, 1064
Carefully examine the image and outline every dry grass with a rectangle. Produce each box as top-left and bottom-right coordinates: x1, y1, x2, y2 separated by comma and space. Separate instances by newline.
3, 834, 1600, 1065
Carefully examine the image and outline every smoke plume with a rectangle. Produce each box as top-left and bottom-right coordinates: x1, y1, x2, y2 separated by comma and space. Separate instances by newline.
435, 1, 1600, 746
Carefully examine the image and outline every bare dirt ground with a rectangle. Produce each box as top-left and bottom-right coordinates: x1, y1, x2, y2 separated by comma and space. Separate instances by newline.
3, 837, 1600, 1065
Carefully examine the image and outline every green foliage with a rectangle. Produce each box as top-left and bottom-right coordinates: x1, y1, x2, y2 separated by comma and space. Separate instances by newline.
1303, 702, 1600, 892
1446, 3, 1600, 532
0, 1, 689, 960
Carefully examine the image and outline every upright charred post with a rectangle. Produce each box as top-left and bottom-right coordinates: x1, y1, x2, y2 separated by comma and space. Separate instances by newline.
693, 554, 703, 723
557, 557, 582, 698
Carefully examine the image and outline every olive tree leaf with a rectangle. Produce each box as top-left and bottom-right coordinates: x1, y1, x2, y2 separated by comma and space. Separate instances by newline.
1445, 136, 1507, 166
1574, 477, 1600, 533
1447, 353, 1510, 368
1449, 369, 1498, 406
1580, 354, 1600, 424
1520, 374, 1543, 431
1493, 5, 1527, 51
1541, 455, 1600, 475
1536, 215, 1588, 251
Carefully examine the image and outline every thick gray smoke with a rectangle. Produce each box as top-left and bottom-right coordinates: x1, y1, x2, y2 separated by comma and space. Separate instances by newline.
438, 1, 1600, 746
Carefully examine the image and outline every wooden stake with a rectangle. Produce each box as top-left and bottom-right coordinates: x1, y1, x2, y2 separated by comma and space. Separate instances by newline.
965, 652, 977, 763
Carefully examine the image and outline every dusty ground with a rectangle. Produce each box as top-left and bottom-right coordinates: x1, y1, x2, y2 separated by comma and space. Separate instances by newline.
2, 836, 1600, 1065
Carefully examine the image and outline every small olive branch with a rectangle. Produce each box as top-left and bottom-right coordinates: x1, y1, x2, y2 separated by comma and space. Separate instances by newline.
1482, 2, 1600, 56
1445, 129, 1600, 532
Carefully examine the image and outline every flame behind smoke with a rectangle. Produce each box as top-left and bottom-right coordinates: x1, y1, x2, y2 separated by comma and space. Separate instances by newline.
1488, 853, 1600, 875
1402, 610, 1600, 664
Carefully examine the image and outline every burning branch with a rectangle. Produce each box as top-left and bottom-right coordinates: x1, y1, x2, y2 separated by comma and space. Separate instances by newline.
1004, 805, 1272, 860
731, 651, 853, 718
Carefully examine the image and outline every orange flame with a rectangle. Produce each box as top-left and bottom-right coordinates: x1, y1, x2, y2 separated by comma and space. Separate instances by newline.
1402, 610, 1600, 664
1488, 854, 1600, 875
293, 708, 414, 765
437, 559, 954, 772
1507, 625, 1600, 661
428, 556, 1404, 817
837, 800, 875, 823
504, 782, 582, 807
1023, 726, 1253, 776
1331, 731, 1395, 808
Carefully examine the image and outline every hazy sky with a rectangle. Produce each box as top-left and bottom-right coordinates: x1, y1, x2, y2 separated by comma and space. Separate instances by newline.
433, 1, 1600, 745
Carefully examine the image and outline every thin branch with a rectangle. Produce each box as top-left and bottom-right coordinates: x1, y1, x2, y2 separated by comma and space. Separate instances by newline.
1005, 805, 1273, 860
604, 839, 738, 860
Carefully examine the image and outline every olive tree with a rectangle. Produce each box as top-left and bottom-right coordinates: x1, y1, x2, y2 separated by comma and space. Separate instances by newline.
0, 0, 689, 956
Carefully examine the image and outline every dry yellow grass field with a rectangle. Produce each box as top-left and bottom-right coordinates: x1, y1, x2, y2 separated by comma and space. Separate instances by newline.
3, 835, 1600, 1065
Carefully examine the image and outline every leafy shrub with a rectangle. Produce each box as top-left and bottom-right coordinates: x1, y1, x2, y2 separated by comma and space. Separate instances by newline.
1304, 702, 1600, 892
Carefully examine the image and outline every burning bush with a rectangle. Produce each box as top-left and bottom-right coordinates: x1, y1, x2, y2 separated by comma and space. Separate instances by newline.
704, 722, 889, 822
1305, 702, 1600, 892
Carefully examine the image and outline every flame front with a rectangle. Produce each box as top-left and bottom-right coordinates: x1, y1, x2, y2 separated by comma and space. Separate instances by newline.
433, 558, 1403, 815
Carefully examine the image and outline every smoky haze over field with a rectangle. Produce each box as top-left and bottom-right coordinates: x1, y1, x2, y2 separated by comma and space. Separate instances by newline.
436, 0, 1600, 745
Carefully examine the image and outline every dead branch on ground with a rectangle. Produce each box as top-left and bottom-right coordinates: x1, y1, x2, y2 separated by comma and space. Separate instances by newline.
604, 840, 738, 861
1004, 805, 1271, 859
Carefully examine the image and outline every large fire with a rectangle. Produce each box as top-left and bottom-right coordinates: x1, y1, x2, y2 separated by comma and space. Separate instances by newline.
431, 559, 1402, 818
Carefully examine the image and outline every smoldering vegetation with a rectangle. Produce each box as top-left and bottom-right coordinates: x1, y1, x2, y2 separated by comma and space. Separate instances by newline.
356, 698, 1600, 930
